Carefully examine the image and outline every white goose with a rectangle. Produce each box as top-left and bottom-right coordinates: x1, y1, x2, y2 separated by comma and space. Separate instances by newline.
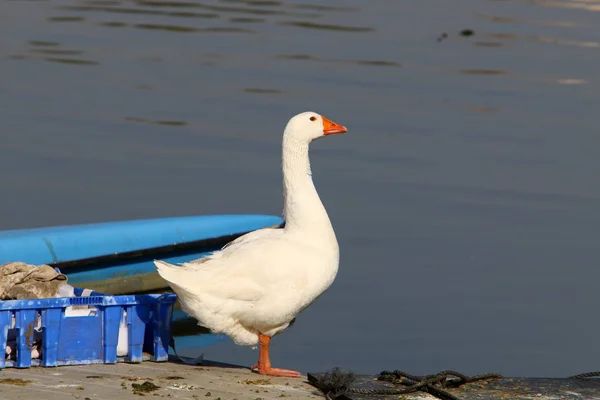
154, 111, 347, 377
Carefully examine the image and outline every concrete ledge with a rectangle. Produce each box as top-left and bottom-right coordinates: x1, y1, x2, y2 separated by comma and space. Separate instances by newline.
0, 359, 321, 400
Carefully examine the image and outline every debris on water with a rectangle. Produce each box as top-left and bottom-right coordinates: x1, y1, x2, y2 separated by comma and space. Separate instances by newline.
205, 391, 212, 396
437, 29, 475, 42
86, 375, 103, 379
0, 378, 32, 386
132, 381, 160, 396
121, 382, 127, 389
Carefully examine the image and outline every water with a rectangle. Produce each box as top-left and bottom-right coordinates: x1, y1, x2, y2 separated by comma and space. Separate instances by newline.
2, 0, 600, 378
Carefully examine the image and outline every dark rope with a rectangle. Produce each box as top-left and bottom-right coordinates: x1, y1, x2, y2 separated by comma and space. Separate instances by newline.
570, 371, 600, 379
374, 370, 502, 400
316, 368, 502, 400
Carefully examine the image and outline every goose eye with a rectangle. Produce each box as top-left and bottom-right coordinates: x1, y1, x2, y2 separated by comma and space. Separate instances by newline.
310, 116, 317, 121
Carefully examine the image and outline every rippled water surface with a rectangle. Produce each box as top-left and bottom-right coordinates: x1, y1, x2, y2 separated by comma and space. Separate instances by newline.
2, 0, 600, 377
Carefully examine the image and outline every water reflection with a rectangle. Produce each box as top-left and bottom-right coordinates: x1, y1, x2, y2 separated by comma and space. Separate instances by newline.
221, 0, 359, 13
476, 12, 578, 28
135, 84, 155, 90
276, 54, 316, 61
59, 5, 220, 18
438, 29, 517, 48
229, 17, 265, 23
243, 88, 282, 94
48, 16, 86, 22
100, 21, 128, 27
26, 40, 98, 65
156, 120, 188, 126
467, 105, 499, 113
538, 20, 578, 27
440, 100, 500, 114
135, 23, 201, 32
476, 14, 521, 23
125, 117, 188, 126
533, 35, 600, 48
220, 0, 282, 6
29, 41, 60, 47
30, 49, 83, 55
48, 0, 370, 47
460, 69, 507, 75
44, 58, 99, 65
138, 56, 163, 62
201, 26, 253, 32
355, 60, 401, 67
138, 1, 299, 17
486, 33, 518, 40
35, 0, 590, 92
474, 41, 509, 47
276, 53, 400, 68
137, 1, 203, 7
556, 78, 587, 85
290, 4, 359, 12
279, 21, 373, 32
84, 0, 121, 5
533, 0, 600, 12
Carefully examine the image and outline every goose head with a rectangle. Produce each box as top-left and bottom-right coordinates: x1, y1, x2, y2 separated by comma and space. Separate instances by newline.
284, 111, 348, 143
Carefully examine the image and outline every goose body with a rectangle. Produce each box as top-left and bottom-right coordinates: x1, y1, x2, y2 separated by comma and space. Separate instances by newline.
154, 111, 348, 376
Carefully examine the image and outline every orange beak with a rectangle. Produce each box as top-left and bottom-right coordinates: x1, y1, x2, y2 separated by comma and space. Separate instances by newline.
322, 116, 348, 135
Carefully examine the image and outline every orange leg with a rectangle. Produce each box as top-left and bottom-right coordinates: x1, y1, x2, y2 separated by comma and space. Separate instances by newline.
252, 333, 301, 378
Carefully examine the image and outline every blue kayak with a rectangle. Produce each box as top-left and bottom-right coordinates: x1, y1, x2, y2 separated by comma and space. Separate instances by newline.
0, 214, 284, 294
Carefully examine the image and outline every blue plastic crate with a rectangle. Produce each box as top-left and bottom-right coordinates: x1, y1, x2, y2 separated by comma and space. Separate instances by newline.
0, 291, 177, 369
